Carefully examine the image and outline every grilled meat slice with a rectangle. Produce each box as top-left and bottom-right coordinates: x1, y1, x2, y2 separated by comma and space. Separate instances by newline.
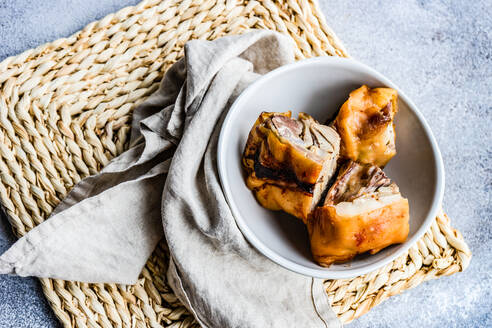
334, 85, 398, 167
243, 111, 340, 223
307, 161, 409, 267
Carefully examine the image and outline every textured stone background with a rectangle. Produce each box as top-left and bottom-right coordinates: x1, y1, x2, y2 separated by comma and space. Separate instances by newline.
0, 0, 490, 327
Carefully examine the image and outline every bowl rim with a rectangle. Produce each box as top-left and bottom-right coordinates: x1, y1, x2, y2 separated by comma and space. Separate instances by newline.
217, 56, 445, 279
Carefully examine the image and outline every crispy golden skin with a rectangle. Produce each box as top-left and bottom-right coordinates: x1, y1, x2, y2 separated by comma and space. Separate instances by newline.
246, 173, 314, 220
308, 198, 409, 266
261, 130, 324, 185
334, 85, 398, 167
242, 111, 289, 174
307, 161, 409, 267
242, 111, 339, 223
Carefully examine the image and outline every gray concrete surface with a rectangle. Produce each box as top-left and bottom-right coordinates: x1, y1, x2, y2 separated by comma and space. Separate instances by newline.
0, 0, 490, 327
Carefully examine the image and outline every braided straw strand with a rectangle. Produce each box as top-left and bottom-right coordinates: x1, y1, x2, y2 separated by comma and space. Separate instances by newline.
0, 0, 470, 327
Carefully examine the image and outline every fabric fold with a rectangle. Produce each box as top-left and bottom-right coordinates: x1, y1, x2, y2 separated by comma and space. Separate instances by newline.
0, 30, 341, 327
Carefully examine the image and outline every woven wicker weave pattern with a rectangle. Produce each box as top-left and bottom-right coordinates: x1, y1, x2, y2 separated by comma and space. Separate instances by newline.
0, 0, 470, 327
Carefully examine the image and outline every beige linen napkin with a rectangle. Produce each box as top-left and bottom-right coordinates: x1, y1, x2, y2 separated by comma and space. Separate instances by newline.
0, 30, 341, 328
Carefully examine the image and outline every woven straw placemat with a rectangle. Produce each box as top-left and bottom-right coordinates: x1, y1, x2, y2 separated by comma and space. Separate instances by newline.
0, 0, 471, 326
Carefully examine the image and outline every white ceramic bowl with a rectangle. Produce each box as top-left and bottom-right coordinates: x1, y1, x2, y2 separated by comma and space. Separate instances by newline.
217, 57, 444, 279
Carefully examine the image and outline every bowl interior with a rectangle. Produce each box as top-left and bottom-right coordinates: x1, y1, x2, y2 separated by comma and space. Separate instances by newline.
218, 57, 443, 279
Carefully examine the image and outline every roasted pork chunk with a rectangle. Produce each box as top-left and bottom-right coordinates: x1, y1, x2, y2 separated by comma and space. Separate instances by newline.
307, 161, 409, 267
334, 85, 398, 167
243, 112, 340, 223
